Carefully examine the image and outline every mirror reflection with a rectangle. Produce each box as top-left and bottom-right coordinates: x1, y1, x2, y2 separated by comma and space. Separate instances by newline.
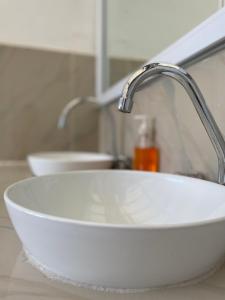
107, 0, 219, 86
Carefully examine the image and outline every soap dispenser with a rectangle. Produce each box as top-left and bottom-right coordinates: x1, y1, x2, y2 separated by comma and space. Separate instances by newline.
133, 115, 160, 172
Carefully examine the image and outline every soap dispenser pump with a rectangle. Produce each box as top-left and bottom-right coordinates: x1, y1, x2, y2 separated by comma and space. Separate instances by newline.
133, 115, 160, 172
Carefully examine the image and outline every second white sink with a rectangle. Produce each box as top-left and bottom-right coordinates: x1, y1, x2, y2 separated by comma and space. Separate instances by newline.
27, 151, 114, 175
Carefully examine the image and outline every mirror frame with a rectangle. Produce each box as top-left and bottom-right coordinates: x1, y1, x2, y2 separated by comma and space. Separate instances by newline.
96, 1, 225, 106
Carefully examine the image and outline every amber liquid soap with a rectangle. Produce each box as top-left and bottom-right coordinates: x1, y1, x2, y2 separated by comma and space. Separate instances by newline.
134, 146, 159, 171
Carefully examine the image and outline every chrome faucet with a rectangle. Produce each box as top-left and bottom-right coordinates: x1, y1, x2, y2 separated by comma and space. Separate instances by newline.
57, 96, 97, 129
118, 62, 225, 184
58, 96, 130, 169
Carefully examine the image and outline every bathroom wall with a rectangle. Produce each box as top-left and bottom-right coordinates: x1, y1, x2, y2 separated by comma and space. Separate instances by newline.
0, 0, 96, 55
0, 44, 99, 159
108, 0, 218, 61
0, 0, 99, 159
0, 0, 149, 159
0, 0, 222, 163
100, 49, 225, 182
0, 43, 147, 159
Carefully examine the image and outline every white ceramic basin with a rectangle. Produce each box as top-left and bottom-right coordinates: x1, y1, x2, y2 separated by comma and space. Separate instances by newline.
27, 151, 114, 175
4, 171, 225, 291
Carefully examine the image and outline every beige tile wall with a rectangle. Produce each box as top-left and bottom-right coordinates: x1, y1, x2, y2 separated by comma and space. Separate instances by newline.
0, 44, 147, 160
3, 40, 224, 182
109, 57, 144, 86
0, 45, 98, 159
100, 49, 225, 182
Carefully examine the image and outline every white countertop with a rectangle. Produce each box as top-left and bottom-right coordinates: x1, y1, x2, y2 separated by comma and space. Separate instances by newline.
1, 163, 225, 299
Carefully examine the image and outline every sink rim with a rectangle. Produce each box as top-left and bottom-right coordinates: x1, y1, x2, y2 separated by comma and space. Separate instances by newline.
4, 170, 225, 230
27, 151, 114, 162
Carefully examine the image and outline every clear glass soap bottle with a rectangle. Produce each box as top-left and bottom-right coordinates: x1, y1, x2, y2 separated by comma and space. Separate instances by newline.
133, 116, 160, 172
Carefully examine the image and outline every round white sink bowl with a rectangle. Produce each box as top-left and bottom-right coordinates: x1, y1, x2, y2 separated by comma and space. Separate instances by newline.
27, 151, 114, 175
4, 170, 225, 291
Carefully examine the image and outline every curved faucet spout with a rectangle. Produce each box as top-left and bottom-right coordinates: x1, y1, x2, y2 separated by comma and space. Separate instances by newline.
57, 96, 120, 163
57, 96, 97, 129
118, 62, 225, 185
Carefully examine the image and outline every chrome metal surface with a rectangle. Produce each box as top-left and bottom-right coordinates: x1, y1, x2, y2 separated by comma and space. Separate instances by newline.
101, 38, 225, 107
58, 96, 122, 164
118, 62, 225, 184
57, 96, 97, 129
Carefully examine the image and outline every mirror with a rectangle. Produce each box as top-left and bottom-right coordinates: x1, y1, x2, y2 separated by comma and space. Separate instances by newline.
106, 0, 220, 87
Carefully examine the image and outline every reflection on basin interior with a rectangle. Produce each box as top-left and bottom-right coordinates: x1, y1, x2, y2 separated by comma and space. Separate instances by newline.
7, 171, 225, 226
